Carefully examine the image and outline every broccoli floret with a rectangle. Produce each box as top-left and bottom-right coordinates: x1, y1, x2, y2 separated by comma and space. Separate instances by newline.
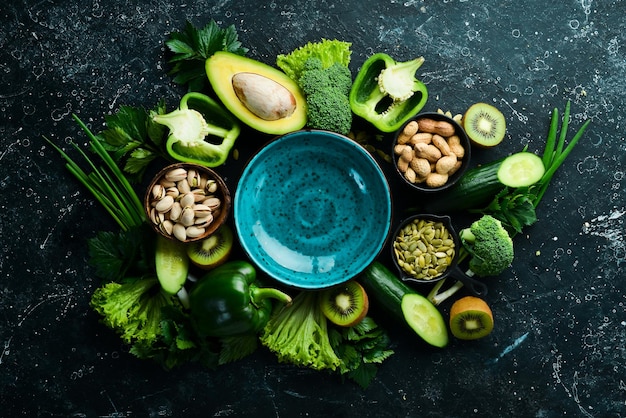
304, 92, 352, 135
428, 215, 514, 306
297, 58, 353, 135
460, 215, 514, 277
325, 63, 353, 96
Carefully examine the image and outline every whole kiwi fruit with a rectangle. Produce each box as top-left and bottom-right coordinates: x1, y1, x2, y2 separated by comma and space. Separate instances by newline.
319, 281, 369, 327
186, 224, 234, 270
449, 296, 494, 340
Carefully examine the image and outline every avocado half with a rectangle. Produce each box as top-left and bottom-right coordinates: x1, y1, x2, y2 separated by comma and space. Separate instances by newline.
206, 51, 307, 135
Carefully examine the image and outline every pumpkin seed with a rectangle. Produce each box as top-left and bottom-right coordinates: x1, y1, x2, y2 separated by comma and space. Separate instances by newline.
393, 217, 456, 280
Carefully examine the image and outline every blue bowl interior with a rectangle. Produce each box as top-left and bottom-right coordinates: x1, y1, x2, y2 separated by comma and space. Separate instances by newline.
234, 130, 392, 289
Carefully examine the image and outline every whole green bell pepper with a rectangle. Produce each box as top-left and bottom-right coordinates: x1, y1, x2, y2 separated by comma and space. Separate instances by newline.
189, 260, 292, 337
349, 53, 429, 133
152, 92, 240, 167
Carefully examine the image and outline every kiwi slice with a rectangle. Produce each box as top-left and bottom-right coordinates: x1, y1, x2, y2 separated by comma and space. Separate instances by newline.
449, 296, 494, 340
320, 281, 369, 327
186, 224, 234, 270
463, 102, 506, 147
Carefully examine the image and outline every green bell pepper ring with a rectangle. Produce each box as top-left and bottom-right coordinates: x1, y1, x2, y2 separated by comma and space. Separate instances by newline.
152, 92, 241, 167
349, 53, 429, 133
189, 260, 292, 337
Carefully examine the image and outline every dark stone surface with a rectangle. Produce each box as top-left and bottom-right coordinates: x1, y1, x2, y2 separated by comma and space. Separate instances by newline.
1, 1, 624, 417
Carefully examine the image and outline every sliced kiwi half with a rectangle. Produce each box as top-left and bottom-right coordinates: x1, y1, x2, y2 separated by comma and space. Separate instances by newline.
319, 281, 369, 327
449, 296, 494, 340
186, 224, 234, 270
463, 102, 506, 147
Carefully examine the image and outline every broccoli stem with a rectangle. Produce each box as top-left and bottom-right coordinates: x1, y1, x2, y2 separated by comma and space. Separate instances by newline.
428, 279, 465, 306
177, 287, 191, 310
427, 247, 472, 305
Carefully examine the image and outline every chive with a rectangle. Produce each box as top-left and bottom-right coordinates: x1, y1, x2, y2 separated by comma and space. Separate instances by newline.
555, 100, 571, 158
75, 116, 145, 219
541, 107, 559, 169
43, 115, 146, 231
532, 103, 590, 207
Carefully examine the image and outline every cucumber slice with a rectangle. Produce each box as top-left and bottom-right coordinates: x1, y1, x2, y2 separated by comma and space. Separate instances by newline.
497, 152, 545, 188
155, 235, 190, 295
401, 293, 449, 348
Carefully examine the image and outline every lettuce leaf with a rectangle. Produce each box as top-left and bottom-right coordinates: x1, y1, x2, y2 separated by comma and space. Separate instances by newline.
276, 39, 352, 82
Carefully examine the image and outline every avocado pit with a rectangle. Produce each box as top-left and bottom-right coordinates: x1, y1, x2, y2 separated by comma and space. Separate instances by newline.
232, 72, 296, 121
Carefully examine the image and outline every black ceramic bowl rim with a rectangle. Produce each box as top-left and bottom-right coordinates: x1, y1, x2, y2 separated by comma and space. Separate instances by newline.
392, 112, 472, 193
144, 162, 231, 243
390, 213, 488, 297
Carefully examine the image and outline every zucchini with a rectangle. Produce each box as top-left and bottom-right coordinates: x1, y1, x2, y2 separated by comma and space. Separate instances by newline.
361, 262, 448, 348
424, 151, 545, 213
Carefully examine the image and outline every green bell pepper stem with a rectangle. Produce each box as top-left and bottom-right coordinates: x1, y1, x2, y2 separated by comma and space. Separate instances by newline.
189, 260, 292, 337
250, 286, 293, 309
349, 52, 428, 133
153, 92, 240, 167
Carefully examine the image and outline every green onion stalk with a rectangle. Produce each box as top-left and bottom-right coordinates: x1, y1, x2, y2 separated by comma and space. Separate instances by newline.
44, 115, 146, 231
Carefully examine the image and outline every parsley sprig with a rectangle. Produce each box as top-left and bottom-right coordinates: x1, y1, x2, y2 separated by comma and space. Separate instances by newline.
165, 20, 249, 92
97, 100, 171, 182
330, 317, 395, 389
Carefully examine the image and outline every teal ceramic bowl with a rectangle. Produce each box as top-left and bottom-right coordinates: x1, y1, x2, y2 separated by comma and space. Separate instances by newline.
234, 130, 392, 289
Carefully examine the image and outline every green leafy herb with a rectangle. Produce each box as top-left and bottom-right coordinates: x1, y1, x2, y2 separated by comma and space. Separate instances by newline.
97, 100, 171, 182
218, 334, 259, 365
44, 116, 146, 231
329, 317, 394, 389
165, 20, 248, 92
87, 226, 154, 282
131, 304, 221, 370
478, 188, 537, 234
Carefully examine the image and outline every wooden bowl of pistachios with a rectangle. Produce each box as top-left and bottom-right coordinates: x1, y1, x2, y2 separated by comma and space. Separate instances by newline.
144, 163, 231, 242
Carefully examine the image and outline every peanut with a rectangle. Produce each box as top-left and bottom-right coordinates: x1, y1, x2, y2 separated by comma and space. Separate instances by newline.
397, 120, 419, 145
447, 135, 465, 158
417, 118, 456, 137
425, 172, 449, 188
448, 160, 463, 176
414, 143, 442, 163
409, 132, 433, 145
435, 155, 458, 175
404, 167, 417, 183
394, 144, 411, 155
400, 146, 414, 162
409, 157, 431, 178
397, 156, 409, 172
431, 134, 452, 156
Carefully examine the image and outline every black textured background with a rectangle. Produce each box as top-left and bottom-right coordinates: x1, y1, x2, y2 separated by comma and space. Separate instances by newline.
1, 1, 625, 417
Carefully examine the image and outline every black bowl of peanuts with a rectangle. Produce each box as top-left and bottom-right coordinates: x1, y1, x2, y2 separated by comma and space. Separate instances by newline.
392, 112, 471, 192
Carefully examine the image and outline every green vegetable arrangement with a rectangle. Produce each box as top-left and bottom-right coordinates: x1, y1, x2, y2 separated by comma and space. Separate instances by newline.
43, 18, 592, 389
426, 102, 590, 305
276, 39, 354, 135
